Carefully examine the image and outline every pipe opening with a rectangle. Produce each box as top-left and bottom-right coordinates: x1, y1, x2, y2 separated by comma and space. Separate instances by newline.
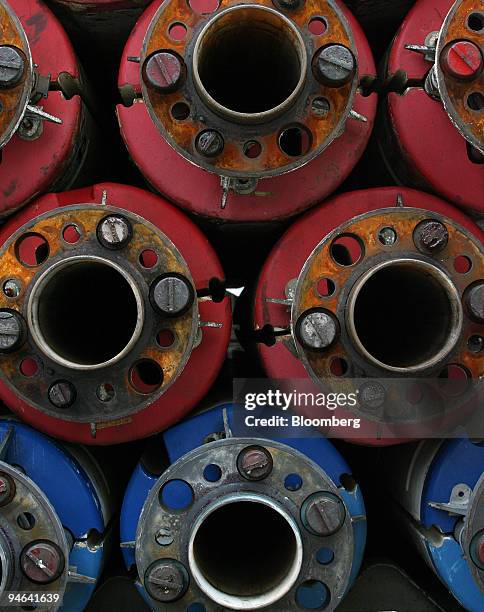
350, 260, 461, 370
194, 7, 306, 119
32, 259, 142, 368
190, 497, 301, 605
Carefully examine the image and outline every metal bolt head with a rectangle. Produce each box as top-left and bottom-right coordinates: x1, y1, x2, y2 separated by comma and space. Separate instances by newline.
0, 472, 15, 507
311, 97, 330, 117
3, 279, 20, 298
0, 310, 24, 352
0, 46, 24, 88
274, 0, 302, 10
465, 282, 484, 323
302, 492, 346, 536
150, 274, 194, 317
296, 310, 338, 351
20, 540, 65, 584
155, 527, 174, 547
441, 40, 483, 81
378, 227, 397, 246
196, 130, 224, 158
237, 446, 273, 481
144, 560, 188, 602
413, 219, 449, 254
474, 531, 484, 566
144, 51, 184, 93
48, 380, 77, 409
314, 45, 356, 87
358, 381, 386, 411
97, 215, 132, 250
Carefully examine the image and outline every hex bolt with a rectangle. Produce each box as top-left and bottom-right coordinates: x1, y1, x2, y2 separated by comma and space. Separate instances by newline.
314, 45, 356, 87
441, 40, 483, 81
48, 380, 77, 409
0, 46, 25, 88
195, 130, 224, 158
465, 282, 484, 323
97, 215, 132, 250
143, 51, 184, 93
358, 381, 386, 411
237, 446, 273, 481
413, 219, 449, 254
302, 492, 346, 536
20, 541, 65, 584
150, 274, 194, 317
296, 310, 338, 351
0, 472, 15, 507
144, 560, 188, 602
0, 310, 24, 353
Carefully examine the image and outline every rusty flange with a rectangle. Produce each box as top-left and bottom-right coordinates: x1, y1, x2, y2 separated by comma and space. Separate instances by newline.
436, 0, 484, 153
291, 208, 483, 380
140, 0, 359, 179
0, 204, 199, 424
0, 0, 34, 149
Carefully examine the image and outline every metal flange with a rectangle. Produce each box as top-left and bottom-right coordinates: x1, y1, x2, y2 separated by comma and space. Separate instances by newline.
136, 437, 355, 611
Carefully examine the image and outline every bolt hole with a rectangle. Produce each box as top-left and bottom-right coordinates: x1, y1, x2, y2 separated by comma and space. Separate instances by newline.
139, 249, 158, 269
160, 479, 194, 511
330, 234, 364, 266
284, 473, 303, 491
130, 359, 163, 394
20, 358, 38, 377
468, 12, 484, 32
279, 125, 312, 157
316, 547, 334, 565
330, 357, 348, 377
187, 605, 206, 612
243, 140, 262, 159
467, 92, 484, 111
189, 0, 220, 14
295, 580, 330, 609
96, 383, 115, 402
17, 512, 36, 530
168, 22, 188, 41
468, 335, 484, 353
203, 464, 222, 482
454, 255, 472, 273
157, 329, 175, 348
62, 224, 81, 244
308, 17, 327, 36
439, 364, 470, 396
171, 102, 191, 120
316, 278, 335, 298
15, 233, 49, 267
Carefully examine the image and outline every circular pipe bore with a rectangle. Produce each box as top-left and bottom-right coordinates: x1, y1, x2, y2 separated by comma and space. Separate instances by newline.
188, 493, 303, 610
193, 5, 307, 124
28, 256, 145, 371
347, 259, 463, 372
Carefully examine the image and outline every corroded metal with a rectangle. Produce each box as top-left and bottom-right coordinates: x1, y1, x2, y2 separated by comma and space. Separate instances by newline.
436, 0, 484, 153
0, 0, 34, 148
0, 205, 199, 423
140, 0, 358, 179
292, 208, 483, 379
